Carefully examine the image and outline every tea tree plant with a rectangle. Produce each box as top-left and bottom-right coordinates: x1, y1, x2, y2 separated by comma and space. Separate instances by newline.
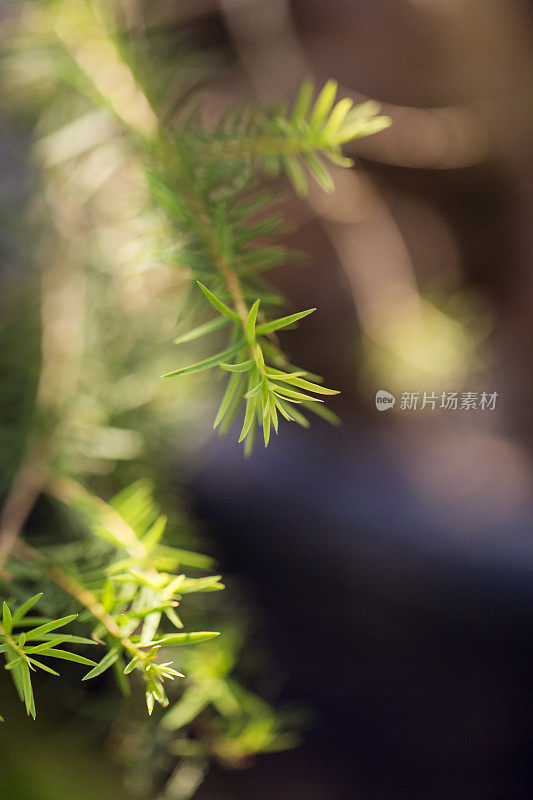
1, 478, 218, 715
0, 0, 390, 793
154, 80, 389, 450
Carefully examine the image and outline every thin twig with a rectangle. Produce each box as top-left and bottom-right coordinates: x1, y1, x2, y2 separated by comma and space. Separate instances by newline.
0, 439, 50, 570
181, 176, 270, 371
13, 540, 149, 664
199, 135, 323, 159
47, 474, 147, 561
186, 182, 250, 327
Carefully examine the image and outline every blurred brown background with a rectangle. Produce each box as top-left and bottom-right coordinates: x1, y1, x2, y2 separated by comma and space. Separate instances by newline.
181, 1, 533, 798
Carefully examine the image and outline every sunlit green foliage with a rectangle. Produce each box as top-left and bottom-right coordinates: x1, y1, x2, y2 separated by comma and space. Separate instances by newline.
164, 283, 340, 449
1, 595, 96, 719
0, 480, 223, 719
151, 81, 388, 449
190, 79, 390, 195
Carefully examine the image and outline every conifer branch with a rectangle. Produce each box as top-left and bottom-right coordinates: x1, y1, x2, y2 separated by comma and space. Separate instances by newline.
9, 476, 223, 716
179, 174, 251, 329
14, 541, 147, 663
188, 81, 391, 196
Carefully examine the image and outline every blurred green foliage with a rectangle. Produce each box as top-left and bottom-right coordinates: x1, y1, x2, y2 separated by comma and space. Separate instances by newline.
0, 1, 387, 795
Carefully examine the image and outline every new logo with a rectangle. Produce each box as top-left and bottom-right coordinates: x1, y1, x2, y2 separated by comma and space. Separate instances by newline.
375, 389, 396, 411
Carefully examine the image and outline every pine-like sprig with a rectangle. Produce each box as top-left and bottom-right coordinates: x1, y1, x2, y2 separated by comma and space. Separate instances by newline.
152, 82, 389, 450
4, 0, 390, 451
1, 479, 223, 719
164, 282, 340, 451
190, 79, 390, 196
0, 595, 96, 720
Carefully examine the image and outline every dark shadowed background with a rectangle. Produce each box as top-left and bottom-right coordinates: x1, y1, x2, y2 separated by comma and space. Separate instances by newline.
185, 2, 533, 797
